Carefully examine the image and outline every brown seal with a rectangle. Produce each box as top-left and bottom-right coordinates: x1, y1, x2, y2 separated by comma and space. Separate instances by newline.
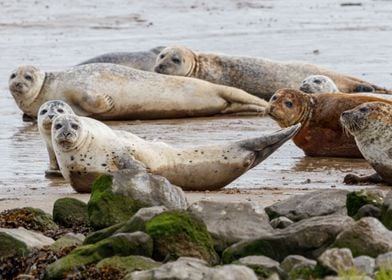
340, 102, 392, 185
268, 88, 392, 158
77, 46, 165, 71
153, 46, 392, 100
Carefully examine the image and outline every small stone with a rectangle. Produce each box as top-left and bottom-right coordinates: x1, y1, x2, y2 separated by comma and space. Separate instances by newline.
346, 189, 384, 217
117, 206, 168, 233
96, 255, 160, 275
236, 255, 283, 279
353, 256, 375, 276
375, 252, 392, 270
270, 217, 294, 229
381, 190, 392, 230
318, 248, 354, 273
49, 233, 85, 252
354, 204, 381, 220
280, 255, 316, 273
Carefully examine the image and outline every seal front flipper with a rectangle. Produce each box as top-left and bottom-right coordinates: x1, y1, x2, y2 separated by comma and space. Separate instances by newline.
344, 173, 384, 185
238, 123, 301, 169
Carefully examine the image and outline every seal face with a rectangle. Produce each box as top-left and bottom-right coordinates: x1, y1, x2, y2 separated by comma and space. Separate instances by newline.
37, 100, 75, 177
340, 102, 392, 185
268, 88, 392, 158
300, 75, 339, 94
9, 63, 267, 120
153, 46, 392, 100
52, 114, 300, 193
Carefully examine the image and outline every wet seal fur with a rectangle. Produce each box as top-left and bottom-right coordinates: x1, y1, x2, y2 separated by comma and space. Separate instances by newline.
341, 102, 392, 185
8, 64, 268, 120
268, 88, 392, 158
52, 114, 300, 193
300, 75, 339, 94
154, 46, 392, 100
77, 46, 165, 71
37, 100, 75, 177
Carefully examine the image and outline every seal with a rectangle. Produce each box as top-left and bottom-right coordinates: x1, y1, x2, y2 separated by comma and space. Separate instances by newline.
37, 100, 75, 177
52, 114, 300, 192
77, 46, 165, 71
154, 46, 392, 99
268, 88, 392, 158
340, 102, 392, 185
299, 75, 339, 94
8, 63, 268, 120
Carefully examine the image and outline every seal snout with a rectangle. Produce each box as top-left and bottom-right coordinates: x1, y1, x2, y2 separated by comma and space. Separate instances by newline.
154, 63, 166, 73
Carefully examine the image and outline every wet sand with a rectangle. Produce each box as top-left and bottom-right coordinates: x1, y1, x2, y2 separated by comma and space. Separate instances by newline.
1, 0, 392, 213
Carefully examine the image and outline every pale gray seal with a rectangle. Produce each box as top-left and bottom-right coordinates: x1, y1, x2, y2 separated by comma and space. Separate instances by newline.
299, 75, 339, 94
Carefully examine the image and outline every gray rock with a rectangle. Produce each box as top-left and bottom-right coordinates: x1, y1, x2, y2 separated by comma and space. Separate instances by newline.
381, 191, 392, 230
270, 217, 294, 229
353, 256, 375, 276
237, 255, 284, 279
49, 233, 85, 252
188, 201, 273, 251
333, 217, 392, 257
280, 255, 317, 273
265, 190, 348, 222
222, 215, 354, 263
375, 251, 392, 270
354, 204, 381, 220
126, 257, 258, 280
117, 206, 168, 233
0, 227, 54, 258
112, 169, 188, 210
346, 189, 384, 217
318, 248, 354, 273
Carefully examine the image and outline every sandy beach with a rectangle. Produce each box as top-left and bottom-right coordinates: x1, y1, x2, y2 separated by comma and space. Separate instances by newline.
1, 0, 392, 213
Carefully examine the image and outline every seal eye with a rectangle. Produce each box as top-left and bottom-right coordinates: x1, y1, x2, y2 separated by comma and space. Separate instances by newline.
314, 79, 321, 84
159, 54, 165, 59
285, 101, 293, 108
359, 107, 369, 113
271, 95, 278, 101
71, 123, 79, 130
40, 109, 47, 115
57, 108, 64, 113
10, 73, 16, 79
25, 75, 33, 81
55, 123, 63, 130
172, 57, 181, 64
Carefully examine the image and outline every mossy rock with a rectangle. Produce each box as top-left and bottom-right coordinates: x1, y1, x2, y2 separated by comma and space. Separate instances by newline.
53, 198, 88, 228
0, 207, 58, 232
381, 192, 392, 230
50, 233, 85, 252
346, 190, 384, 217
145, 210, 219, 265
45, 232, 153, 279
96, 255, 160, 275
84, 222, 126, 245
289, 264, 330, 280
0, 232, 29, 259
87, 175, 146, 230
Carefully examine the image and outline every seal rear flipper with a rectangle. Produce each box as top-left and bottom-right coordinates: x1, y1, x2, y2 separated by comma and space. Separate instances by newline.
344, 173, 384, 185
240, 123, 301, 169
68, 91, 114, 114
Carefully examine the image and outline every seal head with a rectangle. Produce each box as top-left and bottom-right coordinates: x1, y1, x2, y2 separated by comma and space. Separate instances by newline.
300, 75, 339, 94
9, 65, 45, 110
38, 100, 74, 133
52, 114, 87, 152
154, 46, 196, 76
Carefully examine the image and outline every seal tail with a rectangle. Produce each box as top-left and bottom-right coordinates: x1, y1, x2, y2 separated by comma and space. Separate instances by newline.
370, 84, 392, 94
239, 123, 301, 169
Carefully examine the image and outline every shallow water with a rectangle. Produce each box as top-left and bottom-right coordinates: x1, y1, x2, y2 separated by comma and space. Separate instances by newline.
1, 0, 392, 202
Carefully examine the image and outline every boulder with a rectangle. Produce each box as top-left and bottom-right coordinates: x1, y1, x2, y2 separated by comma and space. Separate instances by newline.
222, 215, 354, 263
87, 169, 187, 230
353, 256, 375, 276
0, 207, 58, 232
96, 255, 160, 275
265, 190, 348, 221
270, 217, 294, 229
381, 191, 392, 230
126, 257, 258, 280
318, 248, 354, 273
49, 233, 85, 252
145, 210, 219, 265
236, 255, 284, 279
52, 198, 88, 228
188, 201, 273, 251
45, 232, 152, 279
333, 217, 392, 257
0, 227, 54, 258
346, 189, 384, 217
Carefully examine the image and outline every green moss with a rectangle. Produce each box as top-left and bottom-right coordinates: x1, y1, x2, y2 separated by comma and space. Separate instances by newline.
96, 255, 160, 274
289, 264, 330, 280
45, 233, 152, 279
0, 232, 30, 259
381, 204, 392, 230
376, 265, 392, 280
53, 198, 88, 228
84, 222, 126, 245
347, 190, 383, 217
145, 211, 219, 265
338, 267, 366, 280
87, 175, 146, 230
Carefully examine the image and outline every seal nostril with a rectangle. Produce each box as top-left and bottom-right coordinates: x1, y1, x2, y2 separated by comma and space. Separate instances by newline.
48, 115, 54, 119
